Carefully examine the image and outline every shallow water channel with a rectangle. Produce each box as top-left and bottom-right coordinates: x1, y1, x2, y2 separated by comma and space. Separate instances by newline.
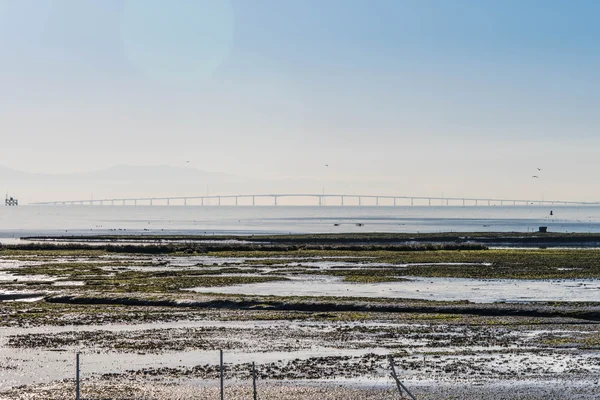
188, 276, 600, 303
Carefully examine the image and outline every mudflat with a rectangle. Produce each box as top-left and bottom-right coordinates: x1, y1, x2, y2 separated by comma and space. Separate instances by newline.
1, 234, 599, 399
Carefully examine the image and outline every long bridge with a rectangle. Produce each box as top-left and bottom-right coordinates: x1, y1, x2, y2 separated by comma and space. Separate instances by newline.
29, 194, 599, 207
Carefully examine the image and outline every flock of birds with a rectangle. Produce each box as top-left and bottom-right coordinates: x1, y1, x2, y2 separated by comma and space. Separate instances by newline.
532, 167, 542, 178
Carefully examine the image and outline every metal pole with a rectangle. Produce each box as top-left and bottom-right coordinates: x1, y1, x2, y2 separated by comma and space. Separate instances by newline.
76, 352, 80, 400
220, 350, 224, 400
388, 355, 417, 400
252, 362, 257, 400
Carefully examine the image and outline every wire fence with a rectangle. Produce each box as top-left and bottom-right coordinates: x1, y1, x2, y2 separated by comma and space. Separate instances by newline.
69, 350, 416, 400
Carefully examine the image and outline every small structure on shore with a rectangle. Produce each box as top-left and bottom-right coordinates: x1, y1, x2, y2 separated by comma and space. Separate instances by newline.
5, 195, 18, 206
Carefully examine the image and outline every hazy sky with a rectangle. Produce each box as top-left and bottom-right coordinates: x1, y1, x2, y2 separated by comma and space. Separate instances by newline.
1, 0, 599, 200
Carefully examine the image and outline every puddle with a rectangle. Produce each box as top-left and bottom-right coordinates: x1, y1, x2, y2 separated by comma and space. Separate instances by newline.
0, 292, 47, 302
52, 281, 85, 287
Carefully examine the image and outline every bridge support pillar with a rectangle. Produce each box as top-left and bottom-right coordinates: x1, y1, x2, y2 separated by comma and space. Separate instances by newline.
274, 196, 278, 206
411, 198, 414, 206
393, 198, 396, 206
462, 199, 465, 207
252, 196, 255, 206
358, 197, 361, 206
218, 197, 221, 206
341, 196, 344, 206
376, 197, 379, 206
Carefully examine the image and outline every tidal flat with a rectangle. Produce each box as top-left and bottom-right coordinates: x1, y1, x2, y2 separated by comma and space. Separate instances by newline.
1, 233, 599, 399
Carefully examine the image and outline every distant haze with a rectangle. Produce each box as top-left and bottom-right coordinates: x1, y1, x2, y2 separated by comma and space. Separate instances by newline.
0, 164, 597, 205
1, 1, 599, 201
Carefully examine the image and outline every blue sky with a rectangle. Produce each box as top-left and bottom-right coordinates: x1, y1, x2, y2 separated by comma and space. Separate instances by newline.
1, 0, 599, 199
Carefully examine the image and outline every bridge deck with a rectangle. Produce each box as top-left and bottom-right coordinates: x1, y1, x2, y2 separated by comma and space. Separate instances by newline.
29, 194, 598, 206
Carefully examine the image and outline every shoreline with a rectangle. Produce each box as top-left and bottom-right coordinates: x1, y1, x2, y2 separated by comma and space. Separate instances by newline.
19, 231, 600, 248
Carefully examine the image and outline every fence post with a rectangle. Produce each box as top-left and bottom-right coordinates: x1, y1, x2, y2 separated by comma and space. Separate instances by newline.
76, 352, 80, 400
252, 362, 258, 400
388, 355, 417, 400
220, 350, 224, 400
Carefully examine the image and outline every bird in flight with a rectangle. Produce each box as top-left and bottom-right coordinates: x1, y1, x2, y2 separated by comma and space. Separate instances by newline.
325, 164, 329, 167
537, 167, 542, 171
186, 161, 190, 163
532, 175, 539, 178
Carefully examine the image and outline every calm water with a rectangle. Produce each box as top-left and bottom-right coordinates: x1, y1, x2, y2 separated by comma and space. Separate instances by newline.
1, 205, 600, 237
